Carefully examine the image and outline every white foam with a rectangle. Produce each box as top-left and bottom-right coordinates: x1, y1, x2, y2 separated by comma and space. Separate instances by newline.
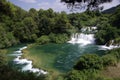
9, 53, 22, 56
68, 27, 96, 45
68, 33, 95, 45
81, 26, 97, 32
99, 45, 120, 50
99, 40, 120, 50
13, 46, 47, 75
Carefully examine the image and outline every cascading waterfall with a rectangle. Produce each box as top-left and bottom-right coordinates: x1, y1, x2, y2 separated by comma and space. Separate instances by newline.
99, 40, 120, 50
68, 33, 95, 45
68, 27, 120, 50
12, 46, 47, 75
68, 27, 96, 45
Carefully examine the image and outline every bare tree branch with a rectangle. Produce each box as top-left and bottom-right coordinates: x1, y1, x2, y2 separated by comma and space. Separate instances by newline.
61, 0, 113, 11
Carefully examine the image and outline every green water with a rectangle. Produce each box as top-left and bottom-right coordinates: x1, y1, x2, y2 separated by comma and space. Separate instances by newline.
7, 43, 105, 73
26, 43, 104, 73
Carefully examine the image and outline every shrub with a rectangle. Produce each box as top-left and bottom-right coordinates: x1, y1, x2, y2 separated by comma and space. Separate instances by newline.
101, 54, 117, 67
64, 69, 111, 80
74, 54, 103, 70
49, 33, 69, 44
36, 35, 50, 44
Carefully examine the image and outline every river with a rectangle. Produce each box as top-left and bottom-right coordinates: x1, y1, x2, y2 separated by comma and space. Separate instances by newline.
7, 27, 118, 74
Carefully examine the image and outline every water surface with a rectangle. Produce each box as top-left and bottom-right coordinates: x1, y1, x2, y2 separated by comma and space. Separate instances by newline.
26, 43, 104, 73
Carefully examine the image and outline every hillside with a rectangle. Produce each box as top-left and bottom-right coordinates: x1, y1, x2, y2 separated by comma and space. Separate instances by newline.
102, 4, 120, 14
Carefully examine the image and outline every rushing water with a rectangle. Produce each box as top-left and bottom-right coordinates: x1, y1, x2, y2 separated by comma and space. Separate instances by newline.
8, 27, 118, 73
99, 40, 120, 50
13, 46, 47, 75
68, 33, 95, 45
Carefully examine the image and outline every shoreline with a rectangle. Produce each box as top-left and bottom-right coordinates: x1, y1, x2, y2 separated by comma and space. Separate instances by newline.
13, 46, 48, 75
22, 44, 63, 80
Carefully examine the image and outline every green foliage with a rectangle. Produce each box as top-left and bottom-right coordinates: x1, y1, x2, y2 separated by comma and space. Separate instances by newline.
0, 0, 74, 48
0, 50, 48, 80
36, 33, 69, 44
64, 48, 120, 80
49, 33, 69, 44
74, 54, 103, 70
0, 0, 120, 48
21, 17, 38, 41
95, 25, 119, 44
74, 48, 120, 71
0, 65, 48, 80
0, 25, 17, 48
0, 0, 16, 17
37, 10, 73, 36
64, 69, 111, 80
106, 48, 120, 62
68, 11, 101, 30
101, 54, 117, 67
95, 6, 120, 45
0, 0, 120, 80
0, 52, 7, 68
36, 35, 50, 45
114, 38, 120, 45
110, 7, 120, 29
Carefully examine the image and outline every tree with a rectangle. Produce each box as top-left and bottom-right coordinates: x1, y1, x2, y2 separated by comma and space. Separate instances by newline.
0, 25, 17, 48
0, 0, 16, 17
28, 8, 37, 18
12, 17, 39, 42
0, 51, 7, 68
54, 12, 73, 34
111, 7, 120, 29
61, 0, 113, 10
74, 54, 103, 70
36, 35, 50, 44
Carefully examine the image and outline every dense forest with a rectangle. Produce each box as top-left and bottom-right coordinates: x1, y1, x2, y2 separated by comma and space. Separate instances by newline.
0, 0, 73, 48
0, 0, 120, 80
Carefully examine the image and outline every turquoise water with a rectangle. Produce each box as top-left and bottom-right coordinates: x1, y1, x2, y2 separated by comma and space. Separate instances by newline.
6, 27, 105, 73
26, 43, 104, 72
7, 43, 105, 73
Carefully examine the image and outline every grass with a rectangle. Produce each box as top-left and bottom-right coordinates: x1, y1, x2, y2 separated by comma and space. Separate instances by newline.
0, 49, 7, 54
0, 49, 13, 61
102, 62, 120, 79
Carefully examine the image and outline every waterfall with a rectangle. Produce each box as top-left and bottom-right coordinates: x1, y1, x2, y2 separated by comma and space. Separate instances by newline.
99, 40, 120, 50
68, 26, 120, 50
68, 27, 96, 45
68, 33, 95, 45
81, 26, 97, 33
12, 46, 47, 75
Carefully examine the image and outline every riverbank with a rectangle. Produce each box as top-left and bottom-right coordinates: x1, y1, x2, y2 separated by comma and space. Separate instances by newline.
5, 43, 120, 80
22, 44, 63, 80
21, 43, 106, 79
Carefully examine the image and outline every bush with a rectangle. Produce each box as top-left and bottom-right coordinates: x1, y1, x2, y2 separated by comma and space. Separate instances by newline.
36, 35, 50, 44
101, 54, 117, 67
74, 54, 103, 70
49, 33, 69, 44
106, 48, 120, 62
114, 38, 120, 45
64, 69, 111, 80
0, 51, 48, 80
